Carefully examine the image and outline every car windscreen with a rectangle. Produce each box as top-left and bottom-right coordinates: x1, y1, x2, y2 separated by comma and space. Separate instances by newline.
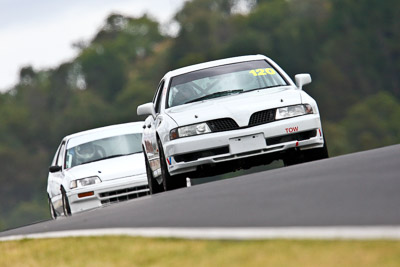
167, 60, 288, 108
65, 133, 142, 169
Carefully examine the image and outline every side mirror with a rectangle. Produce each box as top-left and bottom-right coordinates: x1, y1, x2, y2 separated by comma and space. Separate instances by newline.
49, 165, 62, 173
295, 74, 312, 90
137, 103, 156, 118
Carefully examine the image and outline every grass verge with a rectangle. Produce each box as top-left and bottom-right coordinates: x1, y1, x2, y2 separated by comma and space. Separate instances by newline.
1, 236, 400, 266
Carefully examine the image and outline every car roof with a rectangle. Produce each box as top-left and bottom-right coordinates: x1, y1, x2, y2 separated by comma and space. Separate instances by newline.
165, 54, 270, 78
64, 122, 144, 148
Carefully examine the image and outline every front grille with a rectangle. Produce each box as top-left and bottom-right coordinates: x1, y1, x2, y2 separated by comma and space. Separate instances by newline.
207, 118, 239, 132
174, 146, 230, 163
249, 109, 275, 126
266, 130, 317, 146
100, 185, 149, 205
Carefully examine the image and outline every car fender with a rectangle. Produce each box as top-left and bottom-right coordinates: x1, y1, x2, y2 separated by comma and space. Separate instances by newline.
157, 113, 178, 145
142, 114, 177, 178
154, 114, 178, 172
300, 91, 320, 115
60, 181, 68, 196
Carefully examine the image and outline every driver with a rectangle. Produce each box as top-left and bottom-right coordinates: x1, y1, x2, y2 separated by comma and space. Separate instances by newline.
74, 142, 98, 162
171, 84, 198, 107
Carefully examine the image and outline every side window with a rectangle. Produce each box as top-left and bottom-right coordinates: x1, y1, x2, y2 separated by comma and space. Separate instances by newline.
154, 80, 165, 114
56, 142, 66, 168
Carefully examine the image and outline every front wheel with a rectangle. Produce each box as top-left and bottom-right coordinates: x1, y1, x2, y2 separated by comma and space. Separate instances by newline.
157, 139, 187, 191
303, 137, 329, 162
145, 155, 164, 194
48, 196, 57, 220
284, 138, 329, 166
62, 190, 72, 216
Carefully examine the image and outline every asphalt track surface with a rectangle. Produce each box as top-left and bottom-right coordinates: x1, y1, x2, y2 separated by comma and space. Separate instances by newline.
1, 145, 399, 238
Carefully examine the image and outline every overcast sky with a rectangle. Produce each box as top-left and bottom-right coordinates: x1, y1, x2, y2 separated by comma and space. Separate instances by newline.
0, 0, 186, 92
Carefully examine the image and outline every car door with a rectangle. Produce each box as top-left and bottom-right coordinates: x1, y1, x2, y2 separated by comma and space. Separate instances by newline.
48, 143, 61, 198
49, 141, 66, 199
145, 80, 165, 178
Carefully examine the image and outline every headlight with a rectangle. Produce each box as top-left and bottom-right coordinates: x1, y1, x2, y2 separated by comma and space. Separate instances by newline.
170, 122, 211, 140
70, 176, 101, 189
275, 104, 313, 120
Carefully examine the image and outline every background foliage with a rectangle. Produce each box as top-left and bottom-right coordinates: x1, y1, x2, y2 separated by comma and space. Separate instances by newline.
0, 0, 399, 230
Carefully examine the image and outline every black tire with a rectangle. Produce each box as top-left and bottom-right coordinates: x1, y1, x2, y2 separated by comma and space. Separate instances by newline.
145, 155, 164, 194
157, 138, 187, 191
284, 138, 329, 166
48, 196, 57, 220
303, 137, 329, 162
62, 190, 72, 216
283, 151, 304, 167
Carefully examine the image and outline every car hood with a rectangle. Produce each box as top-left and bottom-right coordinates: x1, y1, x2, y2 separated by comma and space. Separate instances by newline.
166, 87, 302, 127
65, 153, 146, 181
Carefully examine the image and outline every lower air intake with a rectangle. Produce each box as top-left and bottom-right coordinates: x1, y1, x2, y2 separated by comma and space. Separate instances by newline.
100, 185, 149, 204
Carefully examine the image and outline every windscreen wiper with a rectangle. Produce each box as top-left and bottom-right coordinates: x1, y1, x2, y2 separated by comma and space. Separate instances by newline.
185, 89, 243, 104
241, 85, 287, 94
81, 154, 124, 165
81, 152, 141, 165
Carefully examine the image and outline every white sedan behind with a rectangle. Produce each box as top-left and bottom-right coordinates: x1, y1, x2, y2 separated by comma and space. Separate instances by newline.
47, 122, 149, 218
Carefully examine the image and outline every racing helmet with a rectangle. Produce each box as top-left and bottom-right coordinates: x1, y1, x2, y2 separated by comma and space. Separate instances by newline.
74, 142, 96, 160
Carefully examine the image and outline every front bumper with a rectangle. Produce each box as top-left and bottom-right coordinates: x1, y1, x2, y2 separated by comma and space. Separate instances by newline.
66, 174, 149, 214
165, 114, 324, 176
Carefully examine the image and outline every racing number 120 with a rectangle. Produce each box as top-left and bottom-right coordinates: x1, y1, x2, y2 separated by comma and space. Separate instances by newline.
249, 68, 276, 76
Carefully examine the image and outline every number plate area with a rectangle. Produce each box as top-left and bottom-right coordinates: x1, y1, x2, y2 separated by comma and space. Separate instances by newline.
229, 133, 266, 154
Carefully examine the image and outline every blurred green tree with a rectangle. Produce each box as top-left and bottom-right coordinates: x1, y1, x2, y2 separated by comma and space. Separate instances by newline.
324, 92, 400, 156
0, 0, 399, 230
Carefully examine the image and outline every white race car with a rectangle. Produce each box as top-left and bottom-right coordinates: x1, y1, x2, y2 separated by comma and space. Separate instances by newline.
137, 55, 328, 194
47, 122, 149, 218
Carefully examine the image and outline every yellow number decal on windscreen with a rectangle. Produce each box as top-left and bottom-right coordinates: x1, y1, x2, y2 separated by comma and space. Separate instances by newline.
249, 68, 276, 76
